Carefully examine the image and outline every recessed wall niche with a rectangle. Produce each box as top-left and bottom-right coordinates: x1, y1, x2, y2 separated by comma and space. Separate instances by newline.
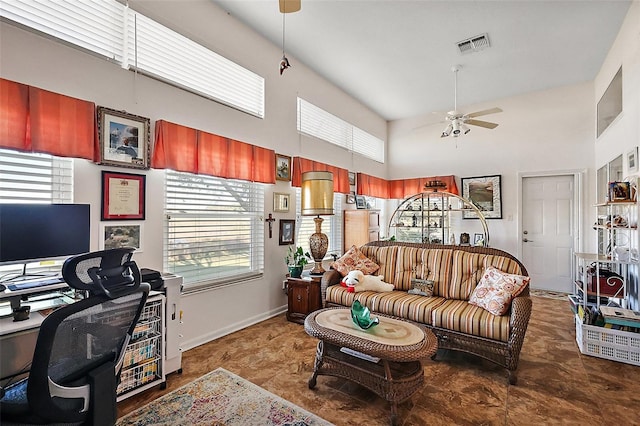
596, 66, 622, 138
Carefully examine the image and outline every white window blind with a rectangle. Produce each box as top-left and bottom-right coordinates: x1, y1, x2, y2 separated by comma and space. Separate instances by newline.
164, 171, 265, 291
124, 11, 265, 118
0, 0, 125, 62
297, 98, 385, 163
295, 188, 343, 258
1, 0, 265, 118
0, 149, 73, 204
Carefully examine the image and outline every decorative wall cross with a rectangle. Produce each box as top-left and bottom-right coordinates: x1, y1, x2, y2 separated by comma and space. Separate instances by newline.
265, 213, 276, 238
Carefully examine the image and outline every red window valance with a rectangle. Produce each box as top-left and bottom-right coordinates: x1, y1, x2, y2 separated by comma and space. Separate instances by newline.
357, 173, 459, 199
152, 120, 276, 184
291, 157, 350, 194
0, 78, 97, 160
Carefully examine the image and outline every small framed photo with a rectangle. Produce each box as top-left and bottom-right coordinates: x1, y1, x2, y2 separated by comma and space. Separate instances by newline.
279, 219, 295, 245
273, 192, 290, 213
473, 233, 485, 246
97, 106, 150, 169
275, 154, 292, 181
609, 181, 631, 201
100, 223, 143, 252
346, 191, 356, 204
627, 147, 638, 173
355, 195, 367, 209
348, 171, 356, 186
101, 171, 146, 220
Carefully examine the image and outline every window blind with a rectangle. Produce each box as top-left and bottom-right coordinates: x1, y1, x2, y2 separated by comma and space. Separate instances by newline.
1, 0, 265, 119
297, 98, 385, 163
295, 188, 343, 257
124, 11, 265, 118
0, 149, 73, 204
0, 0, 125, 62
164, 171, 265, 291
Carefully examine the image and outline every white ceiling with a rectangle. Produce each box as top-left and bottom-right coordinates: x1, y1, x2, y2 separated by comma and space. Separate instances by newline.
211, 0, 631, 121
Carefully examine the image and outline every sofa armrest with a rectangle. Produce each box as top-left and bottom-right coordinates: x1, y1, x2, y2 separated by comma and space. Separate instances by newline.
320, 269, 342, 308
507, 293, 533, 370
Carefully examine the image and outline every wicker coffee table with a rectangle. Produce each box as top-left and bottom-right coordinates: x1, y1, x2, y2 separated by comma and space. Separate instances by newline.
304, 307, 438, 425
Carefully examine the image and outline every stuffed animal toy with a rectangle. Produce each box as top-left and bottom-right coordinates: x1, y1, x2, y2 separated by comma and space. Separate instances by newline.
341, 270, 394, 293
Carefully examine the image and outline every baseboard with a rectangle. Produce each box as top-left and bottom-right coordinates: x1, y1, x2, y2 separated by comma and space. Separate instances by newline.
181, 305, 287, 351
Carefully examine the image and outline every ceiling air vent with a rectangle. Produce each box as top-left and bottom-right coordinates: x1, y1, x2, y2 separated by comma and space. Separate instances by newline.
456, 33, 490, 54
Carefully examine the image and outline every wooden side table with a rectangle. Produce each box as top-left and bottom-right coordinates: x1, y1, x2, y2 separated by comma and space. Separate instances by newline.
286, 276, 322, 324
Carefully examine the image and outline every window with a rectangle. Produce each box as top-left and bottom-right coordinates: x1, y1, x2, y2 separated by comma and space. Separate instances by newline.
295, 188, 343, 257
297, 98, 385, 163
1, 0, 265, 118
164, 171, 265, 291
0, 148, 74, 275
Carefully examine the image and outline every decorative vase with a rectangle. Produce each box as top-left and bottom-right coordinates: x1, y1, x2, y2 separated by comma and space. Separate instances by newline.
288, 265, 303, 278
350, 300, 379, 330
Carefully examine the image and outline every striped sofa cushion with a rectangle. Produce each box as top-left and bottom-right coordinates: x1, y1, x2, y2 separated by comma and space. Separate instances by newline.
393, 247, 423, 291
448, 250, 486, 300
325, 286, 446, 326
483, 255, 523, 275
432, 299, 511, 342
419, 248, 453, 297
360, 245, 398, 284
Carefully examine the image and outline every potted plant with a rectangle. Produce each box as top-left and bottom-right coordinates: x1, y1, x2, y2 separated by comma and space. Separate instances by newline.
285, 246, 311, 278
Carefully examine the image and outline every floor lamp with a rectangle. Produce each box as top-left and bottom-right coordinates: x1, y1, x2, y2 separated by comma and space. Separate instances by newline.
301, 171, 334, 275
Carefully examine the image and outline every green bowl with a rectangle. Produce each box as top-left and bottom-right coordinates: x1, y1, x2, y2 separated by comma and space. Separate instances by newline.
350, 300, 379, 330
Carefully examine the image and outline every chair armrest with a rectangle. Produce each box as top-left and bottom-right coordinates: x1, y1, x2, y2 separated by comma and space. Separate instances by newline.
320, 270, 342, 308
507, 293, 532, 370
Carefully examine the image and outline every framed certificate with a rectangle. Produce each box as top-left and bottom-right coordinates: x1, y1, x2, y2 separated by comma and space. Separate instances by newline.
101, 171, 146, 220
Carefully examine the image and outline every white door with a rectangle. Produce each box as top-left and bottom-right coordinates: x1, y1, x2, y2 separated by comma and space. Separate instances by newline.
522, 175, 574, 292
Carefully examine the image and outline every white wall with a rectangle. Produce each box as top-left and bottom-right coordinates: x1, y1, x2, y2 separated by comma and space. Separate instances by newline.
0, 0, 386, 349
388, 82, 596, 255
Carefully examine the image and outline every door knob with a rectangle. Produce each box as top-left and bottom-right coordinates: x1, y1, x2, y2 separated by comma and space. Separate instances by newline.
523, 238, 533, 242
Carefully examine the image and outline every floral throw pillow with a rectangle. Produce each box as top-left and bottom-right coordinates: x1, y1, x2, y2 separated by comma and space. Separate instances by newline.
331, 245, 380, 277
469, 266, 530, 316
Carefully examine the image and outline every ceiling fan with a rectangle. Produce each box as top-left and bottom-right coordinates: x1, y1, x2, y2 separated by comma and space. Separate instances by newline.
279, 0, 301, 13
441, 66, 502, 138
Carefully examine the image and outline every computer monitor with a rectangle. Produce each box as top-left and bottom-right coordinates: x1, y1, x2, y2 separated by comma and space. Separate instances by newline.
0, 204, 91, 268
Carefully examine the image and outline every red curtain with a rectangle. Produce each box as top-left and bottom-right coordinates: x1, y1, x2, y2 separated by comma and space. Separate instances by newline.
359, 174, 459, 199
153, 120, 275, 184
291, 157, 350, 193
0, 78, 97, 160
357, 173, 390, 199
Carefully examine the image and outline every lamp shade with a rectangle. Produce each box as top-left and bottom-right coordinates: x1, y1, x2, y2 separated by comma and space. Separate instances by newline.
301, 171, 334, 216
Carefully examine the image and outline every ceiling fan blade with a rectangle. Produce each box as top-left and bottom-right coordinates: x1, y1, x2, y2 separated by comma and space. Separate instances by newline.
466, 119, 499, 129
465, 107, 502, 118
279, 0, 301, 13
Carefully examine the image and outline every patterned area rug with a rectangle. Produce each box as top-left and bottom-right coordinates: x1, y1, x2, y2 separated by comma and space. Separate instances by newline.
117, 368, 332, 426
530, 288, 570, 301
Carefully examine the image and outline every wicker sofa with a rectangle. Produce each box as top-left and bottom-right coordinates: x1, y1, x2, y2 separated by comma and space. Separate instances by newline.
321, 241, 532, 384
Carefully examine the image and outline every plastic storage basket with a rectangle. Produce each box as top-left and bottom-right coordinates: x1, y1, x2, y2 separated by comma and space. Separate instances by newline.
575, 314, 640, 366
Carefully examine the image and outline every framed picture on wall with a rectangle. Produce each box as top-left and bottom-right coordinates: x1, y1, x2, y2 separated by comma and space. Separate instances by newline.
101, 171, 146, 220
461, 175, 502, 219
99, 223, 143, 252
275, 154, 291, 181
627, 147, 638, 173
273, 192, 290, 213
279, 219, 295, 245
355, 195, 367, 209
97, 106, 150, 169
348, 171, 356, 186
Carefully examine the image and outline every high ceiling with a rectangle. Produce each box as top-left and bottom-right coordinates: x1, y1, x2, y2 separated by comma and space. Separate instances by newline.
211, 0, 631, 121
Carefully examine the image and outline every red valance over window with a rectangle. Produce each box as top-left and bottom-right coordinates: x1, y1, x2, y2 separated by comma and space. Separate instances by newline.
358, 173, 459, 199
0, 78, 97, 160
291, 157, 350, 194
152, 120, 276, 184
357, 173, 390, 199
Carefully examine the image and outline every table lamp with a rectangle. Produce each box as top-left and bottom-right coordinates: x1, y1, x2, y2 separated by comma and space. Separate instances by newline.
301, 171, 334, 275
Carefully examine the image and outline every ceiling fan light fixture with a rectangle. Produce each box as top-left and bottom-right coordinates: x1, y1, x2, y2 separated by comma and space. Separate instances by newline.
452, 119, 461, 135
461, 123, 470, 134
441, 123, 452, 138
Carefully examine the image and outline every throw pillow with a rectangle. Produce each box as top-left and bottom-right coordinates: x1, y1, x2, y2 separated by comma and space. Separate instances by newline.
469, 266, 530, 316
408, 278, 434, 296
332, 245, 380, 277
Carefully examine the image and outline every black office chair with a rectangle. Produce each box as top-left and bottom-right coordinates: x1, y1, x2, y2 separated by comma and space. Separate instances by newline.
0, 248, 149, 425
